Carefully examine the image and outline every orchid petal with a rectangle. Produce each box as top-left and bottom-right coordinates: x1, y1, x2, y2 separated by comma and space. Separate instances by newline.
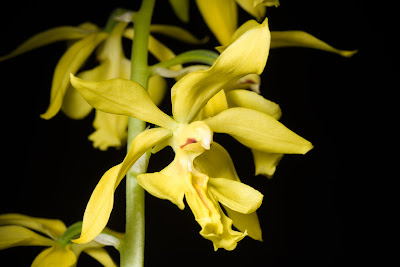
252, 149, 283, 177
254, 0, 280, 7
0, 226, 54, 249
84, 247, 117, 267
226, 89, 281, 119
70, 75, 177, 130
168, 0, 190, 23
88, 110, 129, 151
204, 107, 313, 154
195, 0, 237, 45
137, 153, 187, 210
40, 32, 108, 119
196, 90, 228, 120
172, 18, 270, 122
73, 128, 172, 244
215, 19, 259, 53
61, 63, 109, 119
197, 193, 245, 251
194, 142, 240, 182
0, 25, 97, 61
223, 206, 263, 241
209, 178, 263, 214
0, 214, 66, 240
270, 31, 357, 57
32, 245, 76, 267
148, 74, 167, 106
236, 0, 266, 21
150, 25, 208, 44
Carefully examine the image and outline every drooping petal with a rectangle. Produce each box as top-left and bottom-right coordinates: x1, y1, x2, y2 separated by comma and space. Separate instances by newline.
196, 90, 228, 120
0, 226, 54, 249
168, 0, 190, 23
270, 31, 358, 57
252, 149, 283, 177
150, 25, 208, 44
236, 0, 266, 21
41, 32, 108, 119
194, 142, 240, 182
84, 247, 117, 267
172, 18, 270, 123
0, 213, 66, 240
137, 151, 188, 210
0, 25, 97, 61
61, 63, 109, 119
73, 128, 172, 244
70, 75, 177, 130
88, 110, 129, 151
32, 245, 76, 267
204, 107, 313, 154
185, 183, 224, 237
209, 178, 263, 214
195, 0, 237, 45
223, 206, 263, 241
226, 89, 282, 119
197, 192, 246, 251
148, 74, 167, 106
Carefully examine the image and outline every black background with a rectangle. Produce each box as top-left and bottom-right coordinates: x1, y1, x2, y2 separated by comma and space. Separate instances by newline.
0, 1, 383, 266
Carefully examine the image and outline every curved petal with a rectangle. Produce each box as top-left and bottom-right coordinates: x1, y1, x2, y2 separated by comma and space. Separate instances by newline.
32, 245, 76, 267
252, 149, 283, 177
204, 107, 313, 154
40, 32, 108, 119
209, 178, 263, 214
84, 247, 117, 267
195, 0, 237, 45
196, 90, 228, 120
0, 213, 66, 240
137, 152, 188, 210
0, 26, 97, 61
223, 206, 263, 241
172, 18, 270, 123
197, 193, 246, 251
150, 25, 208, 44
70, 75, 177, 130
61, 63, 109, 119
0, 226, 54, 249
88, 110, 129, 151
270, 31, 358, 57
236, 0, 266, 21
226, 89, 281, 119
73, 128, 172, 244
148, 75, 167, 106
194, 142, 240, 182
215, 19, 259, 53
168, 0, 190, 23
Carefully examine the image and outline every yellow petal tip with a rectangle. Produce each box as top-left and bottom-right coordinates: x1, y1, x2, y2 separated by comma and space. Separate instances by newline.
340, 49, 358, 58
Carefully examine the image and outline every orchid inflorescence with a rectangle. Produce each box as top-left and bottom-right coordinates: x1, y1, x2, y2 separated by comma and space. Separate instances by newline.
0, 1, 356, 266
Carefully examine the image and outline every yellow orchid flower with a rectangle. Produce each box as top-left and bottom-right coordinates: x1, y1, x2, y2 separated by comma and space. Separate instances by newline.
202, 18, 356, 177
0, 214, 118, 267
1, 17, 205, 151
68, 18, 312, 250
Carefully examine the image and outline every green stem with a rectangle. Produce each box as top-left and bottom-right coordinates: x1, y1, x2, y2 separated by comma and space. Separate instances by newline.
120, 0, 156, 267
